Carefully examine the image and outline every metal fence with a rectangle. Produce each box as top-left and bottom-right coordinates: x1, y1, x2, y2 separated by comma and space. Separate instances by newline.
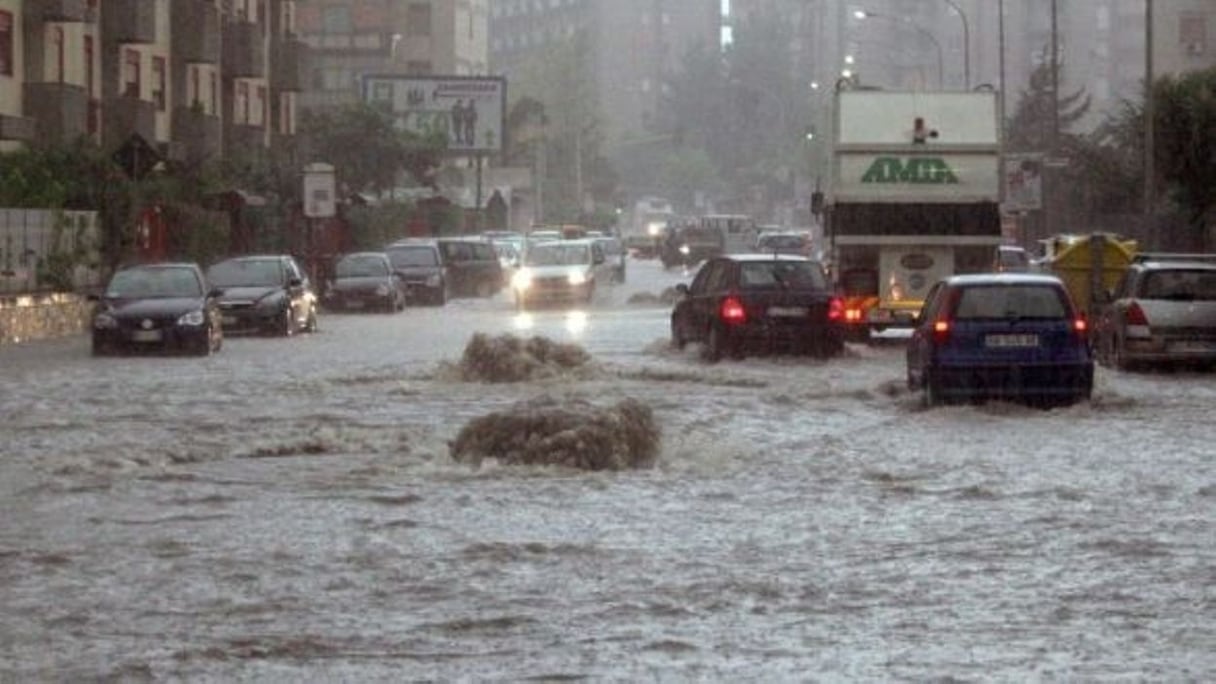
0, 209, 103, 295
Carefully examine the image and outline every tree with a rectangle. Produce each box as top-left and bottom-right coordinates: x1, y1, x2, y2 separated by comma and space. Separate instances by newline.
1005, 57, 1091, 153
1153, 68, 1216, 247
299, 102, 445, 197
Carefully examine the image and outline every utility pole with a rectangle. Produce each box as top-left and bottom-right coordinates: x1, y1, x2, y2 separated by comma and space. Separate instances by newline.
1144, 0, 1156, 248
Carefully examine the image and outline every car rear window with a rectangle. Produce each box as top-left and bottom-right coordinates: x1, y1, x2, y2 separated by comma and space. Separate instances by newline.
1139, 269, 1216, 301
387, 246, 438, 267
739, 261, 827, 289
953, 284, 1069, 320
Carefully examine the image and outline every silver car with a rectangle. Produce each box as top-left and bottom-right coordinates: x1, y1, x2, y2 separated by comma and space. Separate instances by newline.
1096, 258, 1216, 370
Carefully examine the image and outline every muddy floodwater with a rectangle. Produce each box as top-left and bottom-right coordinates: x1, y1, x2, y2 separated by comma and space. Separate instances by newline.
2, 260, 1214, 681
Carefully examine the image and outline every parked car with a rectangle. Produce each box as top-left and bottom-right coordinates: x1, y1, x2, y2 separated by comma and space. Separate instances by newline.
323, 252, 405, 312
385, 240, 448, 306
205, 255, 318, 336
90, 262, 223, 356
1094, 258, 1216, 370
670, 254, 845, 361
436, 238, 504, 298
511, 239, 613, 309
906, 273, 1093, 407
594, 236, 628, 283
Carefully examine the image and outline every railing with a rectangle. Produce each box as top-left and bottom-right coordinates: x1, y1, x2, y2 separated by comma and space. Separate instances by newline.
0, 209, 102, 295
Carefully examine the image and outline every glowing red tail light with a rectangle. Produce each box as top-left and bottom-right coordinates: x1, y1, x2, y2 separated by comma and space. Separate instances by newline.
1125, 301, 1149, 326
1073, 317, 1088, 336
845, 308, 864, 323
932, 319, 950, 343
828, 297, 845, 322
720, 296, 747, 324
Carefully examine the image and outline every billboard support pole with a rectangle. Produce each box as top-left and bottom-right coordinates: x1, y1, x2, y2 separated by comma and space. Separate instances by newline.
475, 155, 484, 232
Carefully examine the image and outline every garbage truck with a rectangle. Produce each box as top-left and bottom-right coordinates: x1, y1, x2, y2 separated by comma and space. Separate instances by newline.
823, 88, 1004, 341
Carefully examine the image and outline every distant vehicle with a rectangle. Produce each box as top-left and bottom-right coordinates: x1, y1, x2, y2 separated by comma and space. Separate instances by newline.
670, 254, 845, 362
755, 230, 813, 257
385, 240, 448, 306
624, 196, 676, 257
206, 255, 318, 336
659, 223, 725, 269
90, 262, 223, 356
512, 239, 612, 309
436, 238, 504, 298
906, 273, 1093, 407
1094, 256, 1216, 370
699, 214, 757, 254
994, 245, 1032, 273
323, 252, 405, 312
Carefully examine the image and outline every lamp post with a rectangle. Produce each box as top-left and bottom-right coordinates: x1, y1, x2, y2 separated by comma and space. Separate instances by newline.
853, 10, 944, 89
941, 0, 971, 89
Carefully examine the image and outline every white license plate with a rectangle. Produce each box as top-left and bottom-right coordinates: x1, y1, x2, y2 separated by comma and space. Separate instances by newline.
986, 334, 1039, 348
221, 315, 237, 326
130, 330, 163, 343
768, 306, 808, 318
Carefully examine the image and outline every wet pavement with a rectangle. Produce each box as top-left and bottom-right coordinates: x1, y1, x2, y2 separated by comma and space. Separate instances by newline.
1, 258, 1214, 680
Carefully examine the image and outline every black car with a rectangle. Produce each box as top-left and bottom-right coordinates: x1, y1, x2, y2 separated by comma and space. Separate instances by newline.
671, 255, 845, 361
91, 262, 223, 356
386, 240, 448, 306
206, 255, 319, 336
324, 252, 405, 312
436, 238, 505, 298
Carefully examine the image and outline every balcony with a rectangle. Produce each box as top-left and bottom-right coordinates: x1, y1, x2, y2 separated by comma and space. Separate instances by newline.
31, 0, 93, 23
223, 21, 267, 78
102, 0, 157, 44
0, 114, 37, 142
171, 0, 221, 64
171, 106, 222, 163
272, 36, 309, 91
105, 95, 156, 148
23, 82, 89, 143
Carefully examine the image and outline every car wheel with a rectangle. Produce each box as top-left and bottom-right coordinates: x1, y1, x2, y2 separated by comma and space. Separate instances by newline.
1114, 336, 1135, 371
279, 308, 295, 337
702, 324, 725, 363
922, 371, 942, 408
192, 329, 213, 357
433, 283, 449, 306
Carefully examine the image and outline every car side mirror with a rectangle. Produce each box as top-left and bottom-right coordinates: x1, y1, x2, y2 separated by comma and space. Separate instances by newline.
675, 283, 690, 296
207, 287, 225, 299
288, 277, 303, 288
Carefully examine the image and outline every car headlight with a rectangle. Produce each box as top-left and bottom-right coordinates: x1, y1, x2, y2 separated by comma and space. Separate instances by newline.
177, 310, 206, 326
679, 244, 691, 255
512, 270, 533, 291
375, 283, 390, 296
568, 271, 587, 285
93, 312, 117, 329
426, 274, 442, 287
648, 222, 664, 236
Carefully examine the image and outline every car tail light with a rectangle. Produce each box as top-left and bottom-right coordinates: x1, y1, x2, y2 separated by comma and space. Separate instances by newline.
1073, 316, 1088, 336
828, 297, 844, 322
932, 319, 950, 343
845, 307, 864, 323
1125, 301, 1149, 326
720, 295, 747, 324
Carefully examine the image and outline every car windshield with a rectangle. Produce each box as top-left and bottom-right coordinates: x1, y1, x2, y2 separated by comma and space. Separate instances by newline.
954, 284, 1069, 320
207, 259, 283, 287
387, 246, 439, 267
106, 267, 202, 298
1139, 269, 1216, 300
739, 261, 827, 289
525, 243, 591, 267
335, 255, 389, 278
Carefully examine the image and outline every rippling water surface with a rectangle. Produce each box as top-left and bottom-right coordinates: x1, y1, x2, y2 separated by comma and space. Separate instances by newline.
2, 261, 1213, 681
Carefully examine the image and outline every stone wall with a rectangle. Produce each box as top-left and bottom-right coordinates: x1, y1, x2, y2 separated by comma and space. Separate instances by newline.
0, 294, 94, 345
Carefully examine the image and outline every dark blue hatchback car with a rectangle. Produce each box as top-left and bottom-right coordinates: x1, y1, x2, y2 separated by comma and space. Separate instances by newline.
906, 274, 1094, 407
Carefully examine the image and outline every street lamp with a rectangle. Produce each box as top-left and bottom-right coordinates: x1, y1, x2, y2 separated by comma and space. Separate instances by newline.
853, 10, 944, 90
941, 0, 971, 89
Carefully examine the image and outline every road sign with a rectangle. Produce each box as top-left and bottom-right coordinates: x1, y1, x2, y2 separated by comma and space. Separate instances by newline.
302, 163, 336, 219
362, 75, 506, 155
112, 133, 163, 181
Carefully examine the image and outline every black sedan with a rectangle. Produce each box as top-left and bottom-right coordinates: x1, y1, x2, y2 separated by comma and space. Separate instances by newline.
206, 255, 319, 336
671, 255, 846, 361
323, 252, 405, 312
91, 262, 223, 356
386, 241, 448, 306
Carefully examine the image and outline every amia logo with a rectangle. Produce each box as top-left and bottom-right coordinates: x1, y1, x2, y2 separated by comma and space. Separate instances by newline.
861, 157, 960, 184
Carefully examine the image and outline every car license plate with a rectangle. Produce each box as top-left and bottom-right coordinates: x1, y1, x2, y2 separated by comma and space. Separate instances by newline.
130, 330, 162, 343
768, 306, 807, 318
986, 334, 1039, 348
222, 315, 237, 326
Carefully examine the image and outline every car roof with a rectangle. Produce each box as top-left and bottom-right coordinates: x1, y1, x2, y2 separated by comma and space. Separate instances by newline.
339, 251, 388, 258
1133, 260, 1216, 271
123, 261, 199, 270
717, 254, 814, 263
387, 240, 437, 248
945, 273, 1064, 286
215, 254, 287, 261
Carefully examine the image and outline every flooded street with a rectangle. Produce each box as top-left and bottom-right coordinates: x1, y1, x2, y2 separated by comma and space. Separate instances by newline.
2, 259, 1213, 681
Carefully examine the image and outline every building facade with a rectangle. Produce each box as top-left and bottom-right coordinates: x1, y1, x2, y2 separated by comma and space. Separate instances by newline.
0, 0, 307, 164
298, 0, 489, 113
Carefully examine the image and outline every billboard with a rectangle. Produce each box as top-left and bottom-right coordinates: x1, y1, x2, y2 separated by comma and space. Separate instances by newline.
1003, 154, 1043, 212
362, 75, 506, 155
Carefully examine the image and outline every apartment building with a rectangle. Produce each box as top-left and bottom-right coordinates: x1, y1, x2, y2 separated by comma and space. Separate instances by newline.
298, 0, 489, 113
0, 0, 308, 165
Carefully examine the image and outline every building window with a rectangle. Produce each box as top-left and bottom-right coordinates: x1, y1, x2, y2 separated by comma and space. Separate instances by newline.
190, 65, 201, 108
84, 35, 94, 95
152, 56, 166, 111
123, 49, 141, 97
1180, 12, 1207, 56
407, 3, 432, 37
236, 81, 249, 123
0, 11, 13, 77
51, 26, 65, 82
321, 6, 351, 34
279, 92, 293, 134
255, 85, 267, 126
210, 71, 218, 114
282, 1, 295, 36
